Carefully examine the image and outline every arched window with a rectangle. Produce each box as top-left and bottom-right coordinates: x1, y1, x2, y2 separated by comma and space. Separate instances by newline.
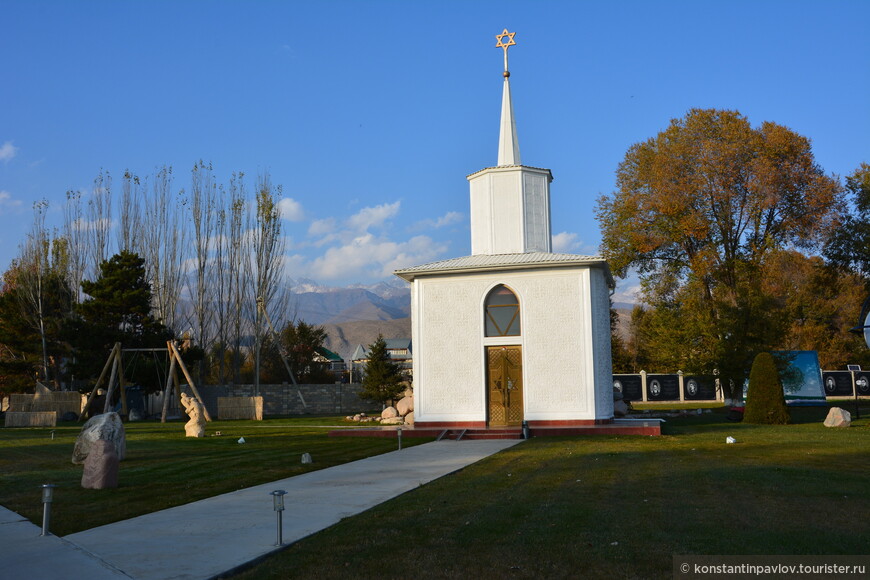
485, 285, 520, 337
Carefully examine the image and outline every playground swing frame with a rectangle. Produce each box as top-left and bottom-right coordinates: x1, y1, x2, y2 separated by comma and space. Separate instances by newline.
80, 340, 212, 423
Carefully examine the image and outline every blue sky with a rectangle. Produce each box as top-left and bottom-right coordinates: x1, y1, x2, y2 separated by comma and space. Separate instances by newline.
2, 1, 868, 302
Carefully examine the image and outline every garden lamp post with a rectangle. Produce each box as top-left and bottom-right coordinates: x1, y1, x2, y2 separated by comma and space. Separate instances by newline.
270, 490, 288, 546
40, 484, 56, 536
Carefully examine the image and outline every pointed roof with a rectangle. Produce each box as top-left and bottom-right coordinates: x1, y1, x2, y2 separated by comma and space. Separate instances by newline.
497, 75, 520, 166
495, 29, 520, 166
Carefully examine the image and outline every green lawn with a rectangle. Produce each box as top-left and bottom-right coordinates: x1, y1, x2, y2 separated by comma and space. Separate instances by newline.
0, 416, 425, 536
3, 407, 868, 580
230, 406, 870, 580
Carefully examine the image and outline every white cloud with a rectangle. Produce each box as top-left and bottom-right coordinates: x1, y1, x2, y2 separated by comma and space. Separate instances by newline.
552, 231, 598, 254
277, 197, 304, 221
414, 211, 464, 230
306, 233, 446, 281
308, 217, 336, 236
611, 283, 641, 306
347, 201, 400, 232
552, 231, 580, 252
0, 190, 23, 210
0, 141, 18, 163
434, 211, 463, 228
611, 269, 642, 305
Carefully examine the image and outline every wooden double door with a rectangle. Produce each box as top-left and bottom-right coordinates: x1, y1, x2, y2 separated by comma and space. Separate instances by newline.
487, 346, 523, 426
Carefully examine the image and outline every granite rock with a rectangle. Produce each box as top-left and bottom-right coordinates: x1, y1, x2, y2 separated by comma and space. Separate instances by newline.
81, 439, 119, 489
396, 396, 414, 417
824, 407, 851, 428
72, 412, 126, 465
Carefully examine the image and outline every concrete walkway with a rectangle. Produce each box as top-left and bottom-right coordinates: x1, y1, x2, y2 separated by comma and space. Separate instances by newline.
3, 439, 521, 580
0, 506, 130, 579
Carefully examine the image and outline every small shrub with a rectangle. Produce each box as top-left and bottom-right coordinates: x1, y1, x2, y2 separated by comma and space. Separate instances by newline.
744, 352, 790, 424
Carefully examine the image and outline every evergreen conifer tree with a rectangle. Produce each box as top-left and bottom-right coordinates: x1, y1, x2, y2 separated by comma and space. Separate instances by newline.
359, 334, 404, 405
70, 251, 172, 385
743, 352, 790, 424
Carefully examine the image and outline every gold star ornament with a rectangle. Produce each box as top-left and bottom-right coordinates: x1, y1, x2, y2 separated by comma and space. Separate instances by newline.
495, 29, 516, 76
495, 28, 516, 51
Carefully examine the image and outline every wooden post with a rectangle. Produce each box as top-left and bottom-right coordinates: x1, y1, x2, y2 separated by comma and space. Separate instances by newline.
173, 365, 184, 416
117, 351, 129, 416
80, 343, 120, 421
167, 341, 212, 422
160, 353, 177, 423
102, 344, 122, 414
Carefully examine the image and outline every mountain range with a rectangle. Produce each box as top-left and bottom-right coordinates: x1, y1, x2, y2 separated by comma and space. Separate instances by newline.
286, 278, 411, 361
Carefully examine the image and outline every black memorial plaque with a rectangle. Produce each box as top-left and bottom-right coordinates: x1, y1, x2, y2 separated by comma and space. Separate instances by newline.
683, 375, 717, 400
645, 374, 680, 401
613, 374, 643, 401
822, 371, 854, 397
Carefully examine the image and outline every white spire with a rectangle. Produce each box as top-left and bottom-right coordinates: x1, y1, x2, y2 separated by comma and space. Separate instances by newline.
495, 29, 520, 166
498, 76, 521, 166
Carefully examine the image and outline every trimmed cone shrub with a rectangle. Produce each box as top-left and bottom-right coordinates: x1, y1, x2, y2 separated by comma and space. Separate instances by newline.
744, 352, 790, 424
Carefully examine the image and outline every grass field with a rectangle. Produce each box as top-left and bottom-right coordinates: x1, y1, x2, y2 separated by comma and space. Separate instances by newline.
2, 406, 869, 579
0, 416, 426, 536
230, 406, 870, 579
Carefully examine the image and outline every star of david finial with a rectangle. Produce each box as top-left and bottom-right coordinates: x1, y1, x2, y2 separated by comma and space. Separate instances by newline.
495, 28, 516, 77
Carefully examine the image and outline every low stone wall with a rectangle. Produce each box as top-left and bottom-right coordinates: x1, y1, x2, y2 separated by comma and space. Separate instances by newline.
217, 396, 264, 420
196, 383, 380, 418
5, 411, 57, 427
9, 392, 82, 418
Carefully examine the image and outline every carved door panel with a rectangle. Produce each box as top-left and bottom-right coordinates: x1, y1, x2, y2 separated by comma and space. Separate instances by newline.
487, 346, 523, 426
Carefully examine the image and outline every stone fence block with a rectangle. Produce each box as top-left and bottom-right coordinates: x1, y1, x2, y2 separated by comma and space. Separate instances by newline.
10, 392, 83, 417
217, 396, 263, 420
5, 411, 57, 427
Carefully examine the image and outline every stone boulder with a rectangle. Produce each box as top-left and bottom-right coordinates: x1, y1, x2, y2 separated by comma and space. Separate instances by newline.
824, 407, 851, 428
128, 408, 144, 422
380, 416, 404, 425
381, 406, 398, 419
613, 399, 629, 417
81, 439, 119, 489
404, 411, 414, 425
73, 412, 126, 465
396, 396, 414, 417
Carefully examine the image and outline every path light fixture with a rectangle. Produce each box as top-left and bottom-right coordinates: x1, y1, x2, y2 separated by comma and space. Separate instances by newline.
270, 490, 287, 546
397, 426, 403, 450
40, 484, 56, 536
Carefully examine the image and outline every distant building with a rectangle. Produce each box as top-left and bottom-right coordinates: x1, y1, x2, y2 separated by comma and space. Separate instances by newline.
350, 339, 413, 380
313, 347, 346, 374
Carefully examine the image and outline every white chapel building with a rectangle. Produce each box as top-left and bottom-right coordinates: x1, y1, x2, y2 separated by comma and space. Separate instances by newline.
394, 31, 615, 429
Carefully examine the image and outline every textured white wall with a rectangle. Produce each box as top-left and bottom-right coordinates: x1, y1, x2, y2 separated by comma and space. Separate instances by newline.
522, 172, 551, 253
411, 265, 612, 423
468, 166, 552, 256
590, 268, 615, 419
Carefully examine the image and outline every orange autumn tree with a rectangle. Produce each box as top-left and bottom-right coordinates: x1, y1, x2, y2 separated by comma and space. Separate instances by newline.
597, 109, 842, 399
